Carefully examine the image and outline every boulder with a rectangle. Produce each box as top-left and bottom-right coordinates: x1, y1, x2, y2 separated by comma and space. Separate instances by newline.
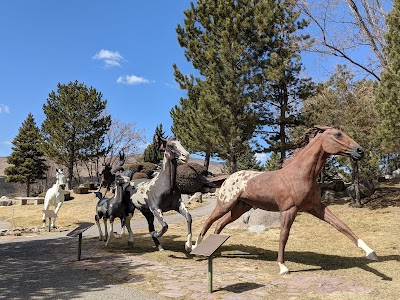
0, 196, 12, 206
189, 192, 203, 203
227, 208, 280, 231
320, 180, 345, 192
347, 180, 375, 200
176, 163, 209, 194
132, 172, 150, 180
73, 186, 89, 194
393, 169, 400, 179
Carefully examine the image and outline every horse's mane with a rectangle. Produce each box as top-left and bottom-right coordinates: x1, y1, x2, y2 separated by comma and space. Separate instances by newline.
282, 127, 326, 167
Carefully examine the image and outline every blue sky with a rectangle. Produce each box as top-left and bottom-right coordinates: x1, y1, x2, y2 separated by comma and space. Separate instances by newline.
0, 1, 196, 157
0, 1, 376, 163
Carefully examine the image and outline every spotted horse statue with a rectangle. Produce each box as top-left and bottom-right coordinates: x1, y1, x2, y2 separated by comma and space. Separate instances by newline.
193, 126, 378, 274
128, 134, 193, 252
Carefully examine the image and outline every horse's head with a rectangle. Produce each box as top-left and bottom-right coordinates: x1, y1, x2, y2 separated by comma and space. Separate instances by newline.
316, 125, 364, 161
163, 139, 190, 164
55, 169, 66, 189
155, 133, 190, 164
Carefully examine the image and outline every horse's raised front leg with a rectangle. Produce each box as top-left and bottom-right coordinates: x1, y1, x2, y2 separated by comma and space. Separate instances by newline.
214, 200, 252, 234
308, 203, 378, 261
177, 201, 193, 252
141, 210, 163, 251
278, 206, 298, 275
149, 207, 168, 239
193, 195, 240, 250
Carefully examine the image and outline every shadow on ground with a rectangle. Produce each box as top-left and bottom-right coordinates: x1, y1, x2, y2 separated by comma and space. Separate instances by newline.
0, 237, 144, 299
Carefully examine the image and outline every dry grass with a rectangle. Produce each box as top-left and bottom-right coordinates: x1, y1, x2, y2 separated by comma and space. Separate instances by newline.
1, 184, 400, 299
94, 203, 400, 300
0, 191, 205, 230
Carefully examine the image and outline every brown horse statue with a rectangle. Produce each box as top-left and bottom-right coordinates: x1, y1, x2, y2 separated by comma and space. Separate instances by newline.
193, 126, 378, 274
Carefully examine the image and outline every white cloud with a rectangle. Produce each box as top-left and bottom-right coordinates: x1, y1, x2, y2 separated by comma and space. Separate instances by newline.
0, 104, 10, 114
2, 141, 12, 145
116, 75, 150, 85
93, 49, 124, 67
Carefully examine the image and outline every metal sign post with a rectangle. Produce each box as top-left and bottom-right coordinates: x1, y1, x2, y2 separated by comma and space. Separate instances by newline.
67, 222, 94, 261
190, 234, 230, 293
42, 210, 57, 232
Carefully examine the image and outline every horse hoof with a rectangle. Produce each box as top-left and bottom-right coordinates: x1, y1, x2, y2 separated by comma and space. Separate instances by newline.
278, 262, 289, 275
366, 251, 379, 261
127, 241, 134, 247
185, 244, 192, 253
158, 246, 164, 251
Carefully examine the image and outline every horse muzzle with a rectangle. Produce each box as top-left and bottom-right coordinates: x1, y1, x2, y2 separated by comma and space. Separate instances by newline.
178, 154, 189, 164
350, 146, 364, 161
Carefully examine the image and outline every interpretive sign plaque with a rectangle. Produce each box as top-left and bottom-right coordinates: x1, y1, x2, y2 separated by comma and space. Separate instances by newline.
67, 222, 94, 261
191, 234, 230, 293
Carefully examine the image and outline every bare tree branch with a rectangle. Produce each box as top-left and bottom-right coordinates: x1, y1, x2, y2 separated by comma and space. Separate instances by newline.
300, 0, 390, 80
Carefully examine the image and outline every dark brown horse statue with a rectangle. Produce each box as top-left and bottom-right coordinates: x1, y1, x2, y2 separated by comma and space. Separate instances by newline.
98, 152, 125, 197
193, 126, 378, 274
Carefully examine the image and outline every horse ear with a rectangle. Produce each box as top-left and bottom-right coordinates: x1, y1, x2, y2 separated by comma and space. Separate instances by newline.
119, 151, 126, 166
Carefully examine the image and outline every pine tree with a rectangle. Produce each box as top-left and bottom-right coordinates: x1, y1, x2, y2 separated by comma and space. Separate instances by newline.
41, 81, 111, 187
264, 152, 281, 171
376, 0, 400, 153
5, 113, 48, 196
260, 0, 313, 163
143, 124, 166, 164
171, 77, 220, 171
222, 141, 263, 172
173, 0, 289, 174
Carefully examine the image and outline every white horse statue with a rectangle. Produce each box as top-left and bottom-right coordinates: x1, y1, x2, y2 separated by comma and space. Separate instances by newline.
42, 169, 67, 228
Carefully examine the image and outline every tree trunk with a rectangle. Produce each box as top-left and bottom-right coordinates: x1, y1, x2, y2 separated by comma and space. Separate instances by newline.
230, 150, 237, 174
353, 161, 362, 207
68, 157, 74, 191
26, 182, 30, 197
204, 151, 210, 172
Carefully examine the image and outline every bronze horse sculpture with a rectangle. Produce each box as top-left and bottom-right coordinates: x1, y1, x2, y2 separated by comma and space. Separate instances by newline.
193, 126, 378, 274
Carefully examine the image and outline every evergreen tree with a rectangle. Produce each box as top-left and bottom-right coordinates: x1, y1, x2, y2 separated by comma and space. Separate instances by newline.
376, 0, 400, 153
143, 124, 166, 164
264, 152, 281, 171
222, 142, 263, 172
173, 0, 292, 174
260, 0, 313, 164
5, 113, 48, 196
41, 81, 111, 186
171, 77, 220, 171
